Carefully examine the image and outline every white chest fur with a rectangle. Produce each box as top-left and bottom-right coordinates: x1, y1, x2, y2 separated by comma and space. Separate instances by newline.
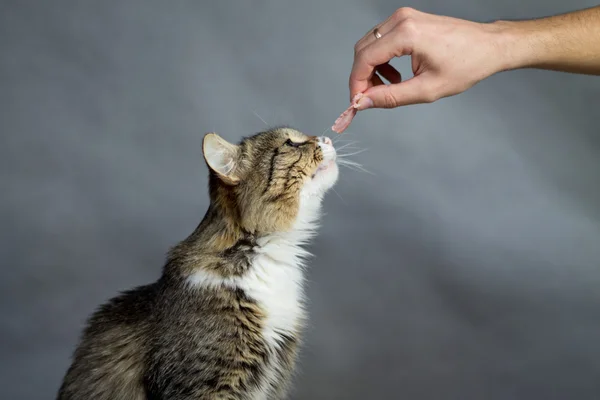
244, 231, 308, 348
187, 192, 322, 350
248, 193, 321, 348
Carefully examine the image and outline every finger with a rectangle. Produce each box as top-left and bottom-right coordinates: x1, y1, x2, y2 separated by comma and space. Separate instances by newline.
349, 33, 411, 101
358, 76, 438, 109
353, 15, 397, 55
358, 72, 383, 97
375, 63, 402, 84
354, 8, 416, 56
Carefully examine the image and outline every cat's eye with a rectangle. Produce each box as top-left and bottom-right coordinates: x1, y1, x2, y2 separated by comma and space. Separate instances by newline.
284, 138, 302, 148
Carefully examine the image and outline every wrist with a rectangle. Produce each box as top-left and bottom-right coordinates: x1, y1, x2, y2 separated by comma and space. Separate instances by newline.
487, 19, 547, 73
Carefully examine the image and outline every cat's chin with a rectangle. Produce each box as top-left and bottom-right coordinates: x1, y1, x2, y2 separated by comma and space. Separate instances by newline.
304, 161, 338, 198
311, 160, 336, 178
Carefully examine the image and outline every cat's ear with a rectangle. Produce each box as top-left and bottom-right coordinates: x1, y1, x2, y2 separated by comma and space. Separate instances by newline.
202, 132, 241, 185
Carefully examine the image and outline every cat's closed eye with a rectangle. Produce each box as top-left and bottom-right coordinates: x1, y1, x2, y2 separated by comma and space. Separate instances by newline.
284, 138, 303, 148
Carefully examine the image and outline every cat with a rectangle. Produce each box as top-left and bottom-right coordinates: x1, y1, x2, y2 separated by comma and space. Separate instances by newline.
57, 127, 339, 400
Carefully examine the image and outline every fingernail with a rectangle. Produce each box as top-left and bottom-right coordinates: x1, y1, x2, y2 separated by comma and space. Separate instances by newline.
351, 93, 363, 104
354, 96, 373, 110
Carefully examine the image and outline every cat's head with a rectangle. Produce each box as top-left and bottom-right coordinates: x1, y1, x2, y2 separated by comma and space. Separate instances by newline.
202, 127, 338, 234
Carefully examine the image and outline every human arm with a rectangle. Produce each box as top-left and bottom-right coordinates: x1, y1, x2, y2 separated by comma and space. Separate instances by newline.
347, 6, 600, 110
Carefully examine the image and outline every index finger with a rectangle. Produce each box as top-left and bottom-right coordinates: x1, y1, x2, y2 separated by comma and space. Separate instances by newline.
349, 32, 409, 101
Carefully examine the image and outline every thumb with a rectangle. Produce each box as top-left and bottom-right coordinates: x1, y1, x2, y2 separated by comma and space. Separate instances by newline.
355, 77, 437, 110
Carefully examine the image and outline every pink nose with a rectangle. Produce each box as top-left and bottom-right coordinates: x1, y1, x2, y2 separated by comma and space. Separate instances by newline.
320, 136, 333, 146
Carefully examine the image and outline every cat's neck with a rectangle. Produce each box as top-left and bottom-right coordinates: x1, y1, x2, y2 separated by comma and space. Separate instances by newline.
164, 193, 322, 280
164, 204, 245, 275
189, 204, 247, 251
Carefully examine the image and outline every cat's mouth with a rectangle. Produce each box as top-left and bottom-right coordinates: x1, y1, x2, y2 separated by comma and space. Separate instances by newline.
311, 159, 336, 179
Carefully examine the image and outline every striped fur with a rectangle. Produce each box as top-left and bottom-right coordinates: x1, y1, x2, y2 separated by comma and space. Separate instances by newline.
57, 128, 338, 400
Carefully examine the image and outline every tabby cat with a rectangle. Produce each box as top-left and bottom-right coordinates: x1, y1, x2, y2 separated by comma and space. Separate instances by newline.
57, 127, 339, 399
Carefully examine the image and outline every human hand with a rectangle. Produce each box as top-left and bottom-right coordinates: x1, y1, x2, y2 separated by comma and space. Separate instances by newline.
348, 7, 510, 110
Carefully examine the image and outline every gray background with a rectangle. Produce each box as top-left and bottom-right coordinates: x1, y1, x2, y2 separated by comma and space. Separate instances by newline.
2, 1, 600, 399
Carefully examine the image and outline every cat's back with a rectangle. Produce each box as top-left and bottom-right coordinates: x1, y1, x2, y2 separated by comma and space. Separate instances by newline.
57, 283, 157, 400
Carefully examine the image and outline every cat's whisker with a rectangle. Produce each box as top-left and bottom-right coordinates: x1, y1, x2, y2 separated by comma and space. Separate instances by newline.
334, 141, 359, 152
337, 158, 360, 168
332, 134, 344, 143
337, 158, 363, 167
335, 148, 362, 155
252, 109, 269, 127
330, 187, 347, 205
338, 164, 374, 176
337, 148, 369, 158
337, 148, 362, 155
333, 131, 357, 143
332, 139, 358, 143
332, 135, 347, 143
337, 158, 375, 175
331, 135, 373, 174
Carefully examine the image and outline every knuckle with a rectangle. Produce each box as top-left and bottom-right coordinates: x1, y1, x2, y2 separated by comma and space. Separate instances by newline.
393, 7, 414, 20
382, 91, 400, 108
399, 18, 418, 37
355, 47, 368, 64
421, 87, 439, 103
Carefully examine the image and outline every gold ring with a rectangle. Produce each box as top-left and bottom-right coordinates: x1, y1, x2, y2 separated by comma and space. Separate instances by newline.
373, 28, 382, 39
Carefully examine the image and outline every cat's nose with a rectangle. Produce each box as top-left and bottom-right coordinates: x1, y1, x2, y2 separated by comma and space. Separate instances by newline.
320, 136, 332, 146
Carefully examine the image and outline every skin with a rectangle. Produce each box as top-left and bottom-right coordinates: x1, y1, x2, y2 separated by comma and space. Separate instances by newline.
349, 6, 600, 110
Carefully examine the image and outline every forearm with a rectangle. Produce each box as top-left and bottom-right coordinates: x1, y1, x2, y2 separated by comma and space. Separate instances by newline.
492, 6, 600, 75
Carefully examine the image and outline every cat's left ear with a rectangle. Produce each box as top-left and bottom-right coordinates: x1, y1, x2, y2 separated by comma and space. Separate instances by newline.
202, 132, 241, 185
